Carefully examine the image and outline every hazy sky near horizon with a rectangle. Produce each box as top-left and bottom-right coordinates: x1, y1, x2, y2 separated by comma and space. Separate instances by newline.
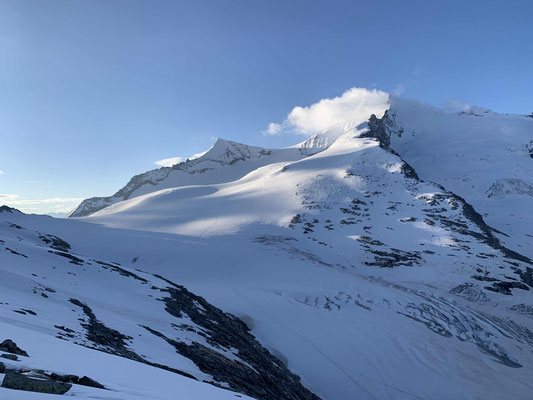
1, 0, 532, 214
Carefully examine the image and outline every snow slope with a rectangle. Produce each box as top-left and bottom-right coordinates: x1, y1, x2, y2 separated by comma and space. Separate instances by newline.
386, 97, 533, 257
68, 120, 533, 399
0, 207, 317, 400
0, 321, 253, 400
68, 138, 322, 217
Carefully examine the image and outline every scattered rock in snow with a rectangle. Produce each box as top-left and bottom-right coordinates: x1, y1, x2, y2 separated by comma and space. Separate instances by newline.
78, 375, 105, 389
486, 179, 533, 198
450, 283, 489, 302
50, 373, 79, 384
1, 371, 72, 394
0, 339, 28, 357
1, 353, 18, 361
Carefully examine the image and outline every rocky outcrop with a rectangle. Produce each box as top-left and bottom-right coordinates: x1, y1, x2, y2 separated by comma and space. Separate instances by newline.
0, 206, 20, 213
143, 281, 321, 400
0, 339, 28, 357
78, 376, 105, 389
69, 278, 320, 400
486, 178, 533, 198
1, 372, 72, 395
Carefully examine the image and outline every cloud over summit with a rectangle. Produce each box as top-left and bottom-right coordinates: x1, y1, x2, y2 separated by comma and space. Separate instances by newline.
264, 88, 389, 136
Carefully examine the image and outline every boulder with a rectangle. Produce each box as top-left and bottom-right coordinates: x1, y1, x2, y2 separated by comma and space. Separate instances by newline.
50, 373, 79, 384
0, 340, 28, 357
1, 354, 18, 361
1, 372, 71, 394
78, 375, 105, 389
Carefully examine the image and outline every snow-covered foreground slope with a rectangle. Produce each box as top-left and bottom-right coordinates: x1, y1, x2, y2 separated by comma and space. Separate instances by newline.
0, 321, 254, 400
0, 207, 318, 400
4, 204, 533, 399
385, 97, 533, 257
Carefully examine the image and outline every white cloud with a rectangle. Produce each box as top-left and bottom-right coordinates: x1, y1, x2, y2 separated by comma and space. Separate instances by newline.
0, 195, 83, 206
262, 122, 282, 136
265, 87, 389, 136
0, 170, 4, 175
0, 194, 83, 214
154, 157, 184, 167
190, 151, 207, 160
0, 194, 18, 201
154, 149, 211, 167
441, 98, 471, 112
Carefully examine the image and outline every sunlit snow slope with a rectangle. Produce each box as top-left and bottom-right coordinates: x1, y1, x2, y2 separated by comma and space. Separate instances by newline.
387, 97, 533, 257
68, 138, 324, 218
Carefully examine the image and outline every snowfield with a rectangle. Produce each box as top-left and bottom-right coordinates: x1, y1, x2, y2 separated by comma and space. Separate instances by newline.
1, 93, 533, 399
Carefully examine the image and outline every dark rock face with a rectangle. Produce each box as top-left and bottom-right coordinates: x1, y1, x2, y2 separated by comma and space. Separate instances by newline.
526, 140, 533, 158
92, 260, 148, 283
68, 298, 141, 361
144, 280, 320, 400
39, 234, 71, 252
363, 113, 419, 180
78, 376, 105, 389
69, 298, 200, 380
514, 267, 533, 288
0, 206, 20, 213
364, 113, 391, 148
485, 281, 530, 295
450, 283, 489, 302
1, 353, 18, 361
0, 339, 28, 357
0, 362, 5, 373
49, 250, 84, 265
50, 373, 79, 384
1, 372, 72, 394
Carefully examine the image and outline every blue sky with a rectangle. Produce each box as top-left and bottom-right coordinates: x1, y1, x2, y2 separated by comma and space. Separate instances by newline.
1, 0, 532, 214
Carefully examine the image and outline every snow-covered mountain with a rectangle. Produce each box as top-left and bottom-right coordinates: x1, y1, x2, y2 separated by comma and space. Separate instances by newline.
383, 97, 533, 258
2, 94, 533, 399
68, 138, 323, 217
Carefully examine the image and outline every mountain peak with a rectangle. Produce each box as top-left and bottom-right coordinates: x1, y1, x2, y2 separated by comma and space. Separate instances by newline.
0, 205, 21, 214
199, 138, 270, 164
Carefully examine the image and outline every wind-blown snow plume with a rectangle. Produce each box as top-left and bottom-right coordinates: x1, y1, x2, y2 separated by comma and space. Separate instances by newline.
154, 157, 184, 167
265, 87, 389, 136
